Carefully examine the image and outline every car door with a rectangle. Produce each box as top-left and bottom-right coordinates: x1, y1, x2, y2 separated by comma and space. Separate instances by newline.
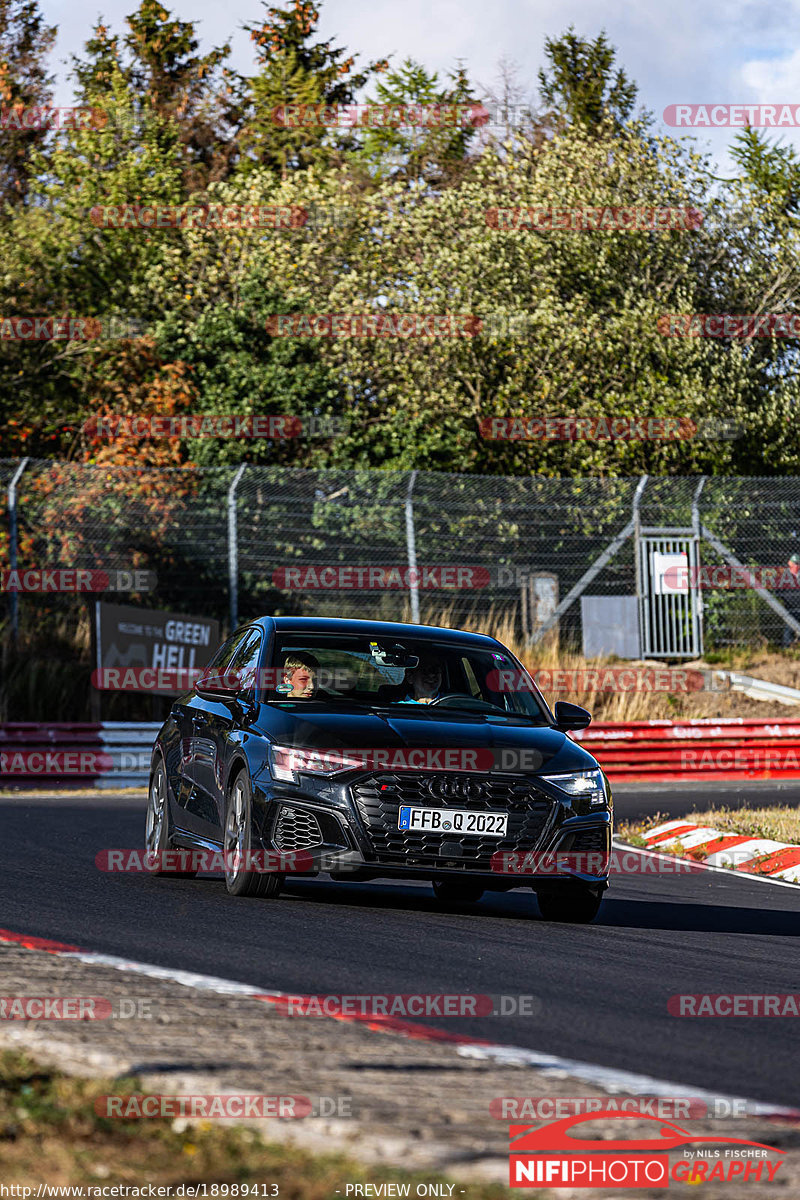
191, 627, 264, 834
179, 627, 253, 837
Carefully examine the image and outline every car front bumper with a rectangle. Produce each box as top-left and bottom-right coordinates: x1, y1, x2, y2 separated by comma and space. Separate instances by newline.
251, 769, 613, 888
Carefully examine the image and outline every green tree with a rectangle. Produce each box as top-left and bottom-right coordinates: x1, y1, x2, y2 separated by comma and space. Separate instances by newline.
71, 1, 238, 189
290, 121, 792, 476
0, 71, 185, 455
537, 27, 638, 136
238, 0, 388, 178
0, 0, 56, 208
356, 58, 479, 187
730, 127, 800, 217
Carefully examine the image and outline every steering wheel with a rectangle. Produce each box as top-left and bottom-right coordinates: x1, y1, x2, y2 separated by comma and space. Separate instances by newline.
427, 693, 501, 711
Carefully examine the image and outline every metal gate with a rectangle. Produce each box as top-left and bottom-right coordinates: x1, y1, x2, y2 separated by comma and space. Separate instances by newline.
637, 533, 703, 658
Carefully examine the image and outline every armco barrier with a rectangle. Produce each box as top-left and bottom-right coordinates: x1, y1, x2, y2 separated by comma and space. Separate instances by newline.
3, 717, 800, 789
0, 723, 160, 788
573, 718, 800, 782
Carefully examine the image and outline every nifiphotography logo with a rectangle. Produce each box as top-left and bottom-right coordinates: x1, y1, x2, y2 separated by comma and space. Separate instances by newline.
508, 1110, 784, 1188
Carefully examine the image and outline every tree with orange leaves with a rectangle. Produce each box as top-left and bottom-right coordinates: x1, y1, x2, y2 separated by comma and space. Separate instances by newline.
10, 340, 201, 584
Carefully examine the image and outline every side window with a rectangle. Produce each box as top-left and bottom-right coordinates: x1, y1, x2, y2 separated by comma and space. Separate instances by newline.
229, 628, 263, 696
205, 628, 251, 676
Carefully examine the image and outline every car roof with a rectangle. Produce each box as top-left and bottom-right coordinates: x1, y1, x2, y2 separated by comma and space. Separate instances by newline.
250, 616, 501, 648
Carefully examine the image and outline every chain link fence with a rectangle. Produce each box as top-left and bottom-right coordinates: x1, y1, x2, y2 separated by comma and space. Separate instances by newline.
2, 460, 800, 712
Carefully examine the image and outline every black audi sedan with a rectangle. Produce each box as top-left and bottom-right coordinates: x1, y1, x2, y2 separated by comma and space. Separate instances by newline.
147, 617, 612, 922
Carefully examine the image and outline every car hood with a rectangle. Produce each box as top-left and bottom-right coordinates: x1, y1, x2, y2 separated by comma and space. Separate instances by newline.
253, 705, 598, 774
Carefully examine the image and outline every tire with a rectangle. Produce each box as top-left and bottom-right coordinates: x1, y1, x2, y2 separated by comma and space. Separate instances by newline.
431, 879, 484, 905
144, 758, 197, 878
224, 770, 283, 898
536, 886, 603, 924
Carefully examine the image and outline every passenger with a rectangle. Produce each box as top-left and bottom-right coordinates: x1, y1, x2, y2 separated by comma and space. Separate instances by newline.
281, 652, 320, 699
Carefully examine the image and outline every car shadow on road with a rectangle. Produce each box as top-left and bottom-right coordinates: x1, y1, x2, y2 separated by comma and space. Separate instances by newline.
282, 879, 800, 936
281, 877, 539, 918
595, 896, 800, 936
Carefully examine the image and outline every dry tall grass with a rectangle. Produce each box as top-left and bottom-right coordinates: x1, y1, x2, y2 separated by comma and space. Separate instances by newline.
620, 807, 800, 845
402, 600, 684, 722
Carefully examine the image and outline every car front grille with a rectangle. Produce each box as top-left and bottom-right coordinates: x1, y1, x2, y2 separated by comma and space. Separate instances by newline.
273, 806, 324, 851
351, 773, 556, 869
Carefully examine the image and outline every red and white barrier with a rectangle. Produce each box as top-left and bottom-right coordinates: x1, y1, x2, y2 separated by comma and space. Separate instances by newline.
573, 718, 800, 782
0, 723, 159, 788
4, 716, 800, 789
642, 819, 800, 884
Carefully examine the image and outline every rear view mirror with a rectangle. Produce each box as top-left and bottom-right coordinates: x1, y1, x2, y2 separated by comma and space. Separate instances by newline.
553, 701, 592, 732
196, 671, 243, 698
369, 641, 419, 669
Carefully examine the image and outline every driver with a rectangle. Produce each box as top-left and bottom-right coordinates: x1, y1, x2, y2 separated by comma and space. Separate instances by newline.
397, 655, 444, 705
281, 652, 320, 699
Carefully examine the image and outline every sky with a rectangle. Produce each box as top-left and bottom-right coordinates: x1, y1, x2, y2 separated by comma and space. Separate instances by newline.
40, 0, 800, 176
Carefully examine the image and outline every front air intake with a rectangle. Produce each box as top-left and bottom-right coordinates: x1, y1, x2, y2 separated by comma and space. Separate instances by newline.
273, 806, 324, 851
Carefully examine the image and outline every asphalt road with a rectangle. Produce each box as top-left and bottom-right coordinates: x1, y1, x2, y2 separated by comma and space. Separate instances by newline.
2, 785, 800, 1110
615, 778, 800, 822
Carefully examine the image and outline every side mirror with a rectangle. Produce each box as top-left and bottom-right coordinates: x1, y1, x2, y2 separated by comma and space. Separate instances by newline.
196, 670, 243, 699
553, 700, 592, 732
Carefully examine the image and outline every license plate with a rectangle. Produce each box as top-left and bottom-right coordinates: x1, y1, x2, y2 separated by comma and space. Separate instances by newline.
398, 806, 508, 837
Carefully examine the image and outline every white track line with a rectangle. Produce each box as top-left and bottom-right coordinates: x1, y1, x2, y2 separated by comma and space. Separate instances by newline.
2, 925, 798, 1122
614, 838, 800, 892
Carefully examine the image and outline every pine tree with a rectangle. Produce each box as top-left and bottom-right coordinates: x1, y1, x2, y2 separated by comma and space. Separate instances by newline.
0, 0, 56, 208
537, 27, 638, 137
71, 1, 239, 189
730, 127, 800, 218
357, 58, 479, 187
239, 0, 388, 178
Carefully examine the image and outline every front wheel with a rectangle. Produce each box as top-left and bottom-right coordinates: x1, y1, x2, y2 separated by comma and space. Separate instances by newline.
431, 879, 484, 905
224, 771, 283, 898
536, 886, 603, 924
144, 758, 197, 878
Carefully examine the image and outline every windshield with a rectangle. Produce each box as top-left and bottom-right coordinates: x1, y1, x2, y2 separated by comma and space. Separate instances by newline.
266, 633, 551, 721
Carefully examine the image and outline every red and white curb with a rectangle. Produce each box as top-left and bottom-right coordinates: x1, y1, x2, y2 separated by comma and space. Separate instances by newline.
642, 820, 800, 883
0, 926, 798, 1123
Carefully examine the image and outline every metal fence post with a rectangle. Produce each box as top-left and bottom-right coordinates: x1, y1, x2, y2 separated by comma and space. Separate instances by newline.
227, 464, 246, 632
633, 474, 648, 653
691, 477, 707, 656
7, 457, 29, 646
405, 470, 420, 624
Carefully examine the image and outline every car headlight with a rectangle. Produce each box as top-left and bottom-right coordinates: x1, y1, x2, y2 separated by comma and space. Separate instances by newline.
542, 769, 606, 806
269, 744, 365, 783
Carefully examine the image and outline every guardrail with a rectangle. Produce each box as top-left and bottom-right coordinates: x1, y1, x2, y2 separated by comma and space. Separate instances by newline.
3, 717, 800, 789
0, 722, 159, 789
573, 717, 800, 782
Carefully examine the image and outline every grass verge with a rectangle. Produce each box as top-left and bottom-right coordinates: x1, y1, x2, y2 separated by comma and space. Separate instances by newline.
0, 1049, 519, 1194
618, 807, 800, 848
